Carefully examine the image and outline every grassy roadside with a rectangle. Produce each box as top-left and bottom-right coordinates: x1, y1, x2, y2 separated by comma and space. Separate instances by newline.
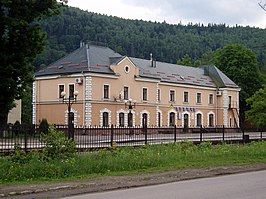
0, 141, 266, 185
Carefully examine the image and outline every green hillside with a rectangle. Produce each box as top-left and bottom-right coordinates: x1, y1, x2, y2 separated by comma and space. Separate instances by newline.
35, 6, 266, 71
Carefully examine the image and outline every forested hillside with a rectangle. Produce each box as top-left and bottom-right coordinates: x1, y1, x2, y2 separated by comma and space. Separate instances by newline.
35, 6, 266, 71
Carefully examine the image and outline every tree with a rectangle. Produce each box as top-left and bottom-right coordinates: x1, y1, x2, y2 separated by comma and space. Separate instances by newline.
0, 0, 67, 124
212, 44, 263, 124
177, 54, 193, 66
246, 85, 266, 127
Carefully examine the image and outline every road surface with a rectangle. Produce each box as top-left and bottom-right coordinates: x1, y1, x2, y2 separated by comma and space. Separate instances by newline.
63, 170, 266, 199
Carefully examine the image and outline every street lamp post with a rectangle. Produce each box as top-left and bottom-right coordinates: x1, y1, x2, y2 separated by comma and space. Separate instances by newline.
125, 99, 136, 128
61, 90, 79, 139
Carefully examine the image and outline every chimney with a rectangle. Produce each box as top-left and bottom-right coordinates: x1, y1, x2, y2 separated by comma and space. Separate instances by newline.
150, 53, 156, 67
153, 59, 156, 68
150, 53, 153, 67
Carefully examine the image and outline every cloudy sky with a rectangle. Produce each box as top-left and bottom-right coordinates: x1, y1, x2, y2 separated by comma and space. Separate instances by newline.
68, 0, 266, 28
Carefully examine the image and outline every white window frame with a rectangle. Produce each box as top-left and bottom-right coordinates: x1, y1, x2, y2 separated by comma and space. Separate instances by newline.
124, 65, 130, 74
100, 108, 111, 127
68, 83, 75, 98
123, 86, 130, 100
207, 112, 215, 127
183, 91, 189, 103
157, 88, 161, 102
169, 90, 175, 102
58, 84, 65, 99
142, 87, 148, 101
103, 84, 110, 99
196, 92, 202, 104
195, 111, 204, 127
209, 93, 214, 105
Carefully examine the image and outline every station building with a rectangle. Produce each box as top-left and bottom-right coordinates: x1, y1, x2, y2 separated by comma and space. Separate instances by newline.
33, 43, 240, 128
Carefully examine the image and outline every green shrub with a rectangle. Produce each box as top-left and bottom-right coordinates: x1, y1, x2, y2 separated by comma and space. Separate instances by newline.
41, 126, 76, 160
10, 144, 28, 164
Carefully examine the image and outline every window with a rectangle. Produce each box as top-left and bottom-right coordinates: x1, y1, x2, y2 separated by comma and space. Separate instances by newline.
158, 112, 161, 127
103, 112, 109, 127
103, 85, 109, 99
184, 91, 189, 103
124, 86, 129, 100
58, 85, 65, 98
184, 113, 189, 128
209, 94, 214, 104
209, 114, 214, 127
196, 113, 202, 127
128, 112, 133, 127
196, 93, 202, 104
170, 90, 175, 102
142, 113, 148, 127
228, 96, 232, 108
157, 89, 161, 102
69, 84, 74, 99
124, 65, 130, 73
169, 112, 175, 126
119, 113, 124, 127
142, 88, 148, 101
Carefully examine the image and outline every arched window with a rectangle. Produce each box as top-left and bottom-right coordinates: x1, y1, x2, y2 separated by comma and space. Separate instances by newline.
169, 112, 175, 126
209, 114, 214, 127
128, 112, 133, 127
119, 112, 124, 127
158, 112, 161, 127
142, 113, 148, 127
103, 112, 109, 127
196, 113, 202, 127
184, 113, 189, 128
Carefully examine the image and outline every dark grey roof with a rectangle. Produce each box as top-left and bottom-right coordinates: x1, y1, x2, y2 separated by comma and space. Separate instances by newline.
34, 44, 121, 76
130, 57, 217, 88
200, 66, 238, 88
35, 44, 239, 89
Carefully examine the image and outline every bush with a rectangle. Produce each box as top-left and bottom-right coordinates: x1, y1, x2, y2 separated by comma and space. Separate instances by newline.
10, 144, 28, 164
41, 126, 76, 160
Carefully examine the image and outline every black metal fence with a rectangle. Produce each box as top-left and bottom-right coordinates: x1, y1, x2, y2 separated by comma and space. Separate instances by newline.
0, 124, 265, 153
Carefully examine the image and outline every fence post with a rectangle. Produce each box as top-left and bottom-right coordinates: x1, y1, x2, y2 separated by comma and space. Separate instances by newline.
242, 127, 245, 142
260, 128, 263, 140
144, 125, 148, 145
174, 125, 177, 142
222, 125, 225, 141
200, 125, 203, 142
24, 127, 28, 153
110, 124, 114, 147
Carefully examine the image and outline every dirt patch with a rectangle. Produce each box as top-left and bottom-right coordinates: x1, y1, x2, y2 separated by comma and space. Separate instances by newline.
1, 163, 266, 198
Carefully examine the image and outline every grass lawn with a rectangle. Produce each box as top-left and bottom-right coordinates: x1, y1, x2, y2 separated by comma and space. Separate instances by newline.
0, 141, 266, 185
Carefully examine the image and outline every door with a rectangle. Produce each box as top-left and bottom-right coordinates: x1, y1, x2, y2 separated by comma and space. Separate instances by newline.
142, 113, 148, 128
128, 112, 133, 127
184, 113, 189, 128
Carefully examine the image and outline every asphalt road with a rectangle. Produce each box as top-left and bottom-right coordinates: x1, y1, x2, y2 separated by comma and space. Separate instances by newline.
63, 170, 266, 199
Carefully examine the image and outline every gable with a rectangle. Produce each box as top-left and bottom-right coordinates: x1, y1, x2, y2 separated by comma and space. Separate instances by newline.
110, 56, 139, 78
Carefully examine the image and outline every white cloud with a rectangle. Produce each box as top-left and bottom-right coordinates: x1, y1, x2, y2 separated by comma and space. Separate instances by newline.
68, 0, 266, 28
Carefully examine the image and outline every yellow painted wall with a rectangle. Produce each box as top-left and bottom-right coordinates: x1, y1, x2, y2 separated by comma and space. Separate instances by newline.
34, 57, 240, 127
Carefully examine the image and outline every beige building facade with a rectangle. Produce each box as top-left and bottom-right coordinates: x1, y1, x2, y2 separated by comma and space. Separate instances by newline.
7, 100, 22, 124
33, 43, 240, 128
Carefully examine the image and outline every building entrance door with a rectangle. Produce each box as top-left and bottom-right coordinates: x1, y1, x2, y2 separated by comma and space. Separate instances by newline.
142, 113, 147, 127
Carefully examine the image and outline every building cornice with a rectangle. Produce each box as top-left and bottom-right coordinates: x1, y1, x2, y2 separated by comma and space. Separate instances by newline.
159, 82, 217, 90
135, 77, 160, 83
218, 87, 241, 92
34, 72, 119, 80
